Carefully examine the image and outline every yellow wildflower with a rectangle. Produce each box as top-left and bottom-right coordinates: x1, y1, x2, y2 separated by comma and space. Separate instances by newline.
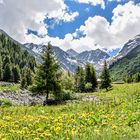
112, 124, 117, 129
71, 128, 77, 136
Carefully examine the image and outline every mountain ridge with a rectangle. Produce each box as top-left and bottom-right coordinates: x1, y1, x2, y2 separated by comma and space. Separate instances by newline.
25, 43, 110, 73
66, 49, 79, 57
1, 29, 140, 76
109, 34, 140, 80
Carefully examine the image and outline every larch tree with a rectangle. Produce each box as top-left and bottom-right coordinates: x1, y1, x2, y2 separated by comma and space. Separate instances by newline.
30, 42, 61, 100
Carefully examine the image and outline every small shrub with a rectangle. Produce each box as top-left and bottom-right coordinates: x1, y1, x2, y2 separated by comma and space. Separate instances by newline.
0, 99, 13, 107
56, 90, 74, 101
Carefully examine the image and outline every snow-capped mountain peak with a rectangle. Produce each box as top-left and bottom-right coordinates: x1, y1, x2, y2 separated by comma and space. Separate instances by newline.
24, 43, 110, 73
117, 35, 140, 58
66, 49, 79, 57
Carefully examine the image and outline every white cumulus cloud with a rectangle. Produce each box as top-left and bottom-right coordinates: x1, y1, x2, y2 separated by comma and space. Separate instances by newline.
75, 0, 105, 9
0, 0, 79, 43
34, 1, 140, 52
0, 1, 140, 53
63, 1, 140, 52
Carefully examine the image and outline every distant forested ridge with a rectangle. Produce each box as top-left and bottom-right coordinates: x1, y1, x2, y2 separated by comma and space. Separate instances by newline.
0, 30, 36, 83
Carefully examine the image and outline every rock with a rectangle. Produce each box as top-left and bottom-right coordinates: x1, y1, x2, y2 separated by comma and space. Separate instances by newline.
0, 90, 46, 106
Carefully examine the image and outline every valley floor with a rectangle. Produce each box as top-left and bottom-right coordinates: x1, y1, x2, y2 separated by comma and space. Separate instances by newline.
0, 83, 140, 140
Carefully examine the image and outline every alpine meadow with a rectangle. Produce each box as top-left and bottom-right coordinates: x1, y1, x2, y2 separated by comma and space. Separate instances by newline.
0, 0, 140, 140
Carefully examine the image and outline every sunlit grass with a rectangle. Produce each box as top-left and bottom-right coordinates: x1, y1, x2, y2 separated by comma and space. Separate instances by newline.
0, 83, 20, 93
0, 83, 140, 140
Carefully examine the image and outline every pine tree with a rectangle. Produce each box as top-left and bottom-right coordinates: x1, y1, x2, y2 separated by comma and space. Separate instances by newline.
20, 77, 27, 89
20, 67, 32, 89
30, 43, 61, 100
100, 61, 112, 91
3, 63, 12, 82
26, 68, 32, 86
90, 66, 98, 90
85, 64, 97, 91
11, 65, 20, 83
3, 56, 10, 68
85, 64, 92, 83
79, 67, 85, 92
74, 66, 85, 92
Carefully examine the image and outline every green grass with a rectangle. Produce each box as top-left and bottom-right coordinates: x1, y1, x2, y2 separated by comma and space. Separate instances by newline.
0, 83, 140, 140
0, 83, 20, 93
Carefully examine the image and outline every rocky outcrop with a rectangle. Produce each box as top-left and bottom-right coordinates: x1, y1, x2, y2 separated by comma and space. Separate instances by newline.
0, 90, 46, 106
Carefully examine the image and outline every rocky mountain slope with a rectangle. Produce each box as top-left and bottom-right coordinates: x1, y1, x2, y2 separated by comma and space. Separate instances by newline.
25, 43, 85, 72
109, 34, 140, 64
25, 43, 110, 73
66, 49, 79, 57
117, 34, 140, 59
109, 34, 140, 80
76, 49, 109, 63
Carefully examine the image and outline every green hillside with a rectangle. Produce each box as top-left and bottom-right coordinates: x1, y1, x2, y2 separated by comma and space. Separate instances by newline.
0, 31, 36, 82
110, 45, 140, 81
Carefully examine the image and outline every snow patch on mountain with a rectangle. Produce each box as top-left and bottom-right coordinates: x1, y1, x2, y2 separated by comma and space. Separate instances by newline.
24, 43, 110, 73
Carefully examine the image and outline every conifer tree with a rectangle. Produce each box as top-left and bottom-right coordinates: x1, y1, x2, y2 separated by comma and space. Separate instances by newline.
20, 77, 27, 89
78, 67, 85, 92
75, 66, 85, 92
30, 42, 61, 100
0, 32, 36, 84
20, 67, 32, 89
125, 75, 133, 83
90, 66, 98, 90
100, 61, 112, 91
85, 64, 97, 91
11, 65, 20, 83
3, 63, 12, 82
134, 73, 140, 83
26, 68, 32, 86
85, 64, 92, 83
3, 56, 10, 68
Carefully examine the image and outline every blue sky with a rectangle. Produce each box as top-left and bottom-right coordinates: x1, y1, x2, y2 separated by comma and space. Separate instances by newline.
41, 0, 139, 55
46, 0, 116, 39
0, 0, 140, 56
46, 0, 139, 39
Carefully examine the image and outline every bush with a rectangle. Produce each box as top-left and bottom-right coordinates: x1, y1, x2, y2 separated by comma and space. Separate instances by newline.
0, 99, 13, 107
56, 90, 74, 101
